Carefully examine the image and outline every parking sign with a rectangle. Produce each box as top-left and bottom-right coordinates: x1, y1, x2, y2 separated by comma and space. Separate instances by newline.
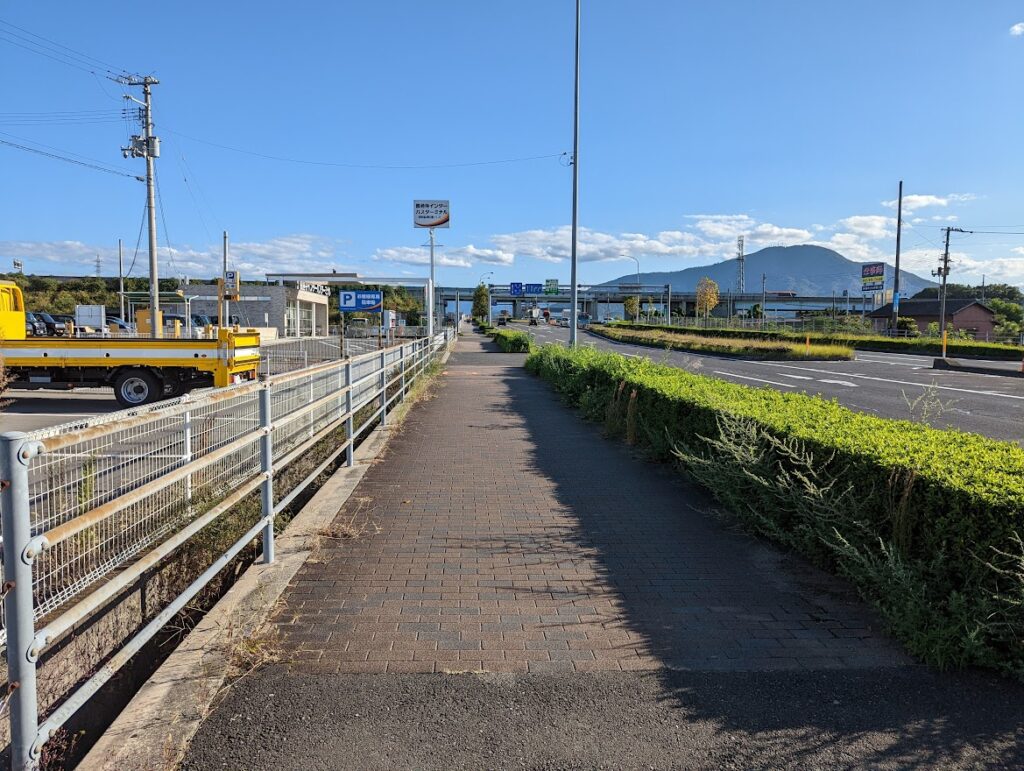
339, 290, 383, 312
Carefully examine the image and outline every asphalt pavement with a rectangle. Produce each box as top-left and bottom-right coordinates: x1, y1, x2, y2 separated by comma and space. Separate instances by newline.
1, 388, 121, 433
529, 323, 1024, 443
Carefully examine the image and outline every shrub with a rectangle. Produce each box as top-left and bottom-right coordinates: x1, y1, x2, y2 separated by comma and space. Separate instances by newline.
491, 329, 532, 353
525, 343, 1024, 674
590, 325, 853, 360
607, 321, 1024, 360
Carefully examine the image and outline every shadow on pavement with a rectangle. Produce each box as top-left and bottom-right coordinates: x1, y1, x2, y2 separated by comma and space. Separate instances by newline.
501, 363, 1024, 768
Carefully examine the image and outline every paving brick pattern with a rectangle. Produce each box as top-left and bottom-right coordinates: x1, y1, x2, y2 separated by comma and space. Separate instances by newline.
273, 333, 911, 674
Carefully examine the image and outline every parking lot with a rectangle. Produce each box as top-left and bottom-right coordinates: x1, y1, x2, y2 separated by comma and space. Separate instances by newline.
2, 388, 122, 433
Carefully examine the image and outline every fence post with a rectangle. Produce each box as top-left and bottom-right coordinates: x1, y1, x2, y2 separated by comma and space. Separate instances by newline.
1, 432, 42, 770
258, 383, 275, 564
345, 359, 355, 467
380, 350, 388, 427
400, 344, 407, 401
182, 394, 193, 504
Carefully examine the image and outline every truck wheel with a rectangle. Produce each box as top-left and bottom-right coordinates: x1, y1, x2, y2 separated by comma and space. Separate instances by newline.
113, 369, 163, 407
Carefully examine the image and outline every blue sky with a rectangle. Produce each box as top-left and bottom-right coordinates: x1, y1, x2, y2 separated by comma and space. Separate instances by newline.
3, 1, 1024, 289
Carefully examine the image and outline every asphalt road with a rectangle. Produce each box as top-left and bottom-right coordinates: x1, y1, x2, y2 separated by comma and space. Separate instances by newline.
1, 388, 122, 434
183, 668, 1024, 770
528, 323, 1024, 443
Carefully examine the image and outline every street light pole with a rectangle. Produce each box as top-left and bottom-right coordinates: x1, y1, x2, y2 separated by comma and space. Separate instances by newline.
627, 255, 640, 321
568, 0, 581, 346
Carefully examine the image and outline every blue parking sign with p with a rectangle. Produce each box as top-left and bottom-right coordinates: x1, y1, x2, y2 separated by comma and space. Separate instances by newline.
339, 290, 383, 312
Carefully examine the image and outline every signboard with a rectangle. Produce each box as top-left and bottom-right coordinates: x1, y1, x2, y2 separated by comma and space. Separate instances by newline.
413, 200, 450, 229
224, 270, 240, 301
544, 278, 559, 295
524, 283, 543, 295
339, 290, 383, 312
297, 281, 331, 296
12, 259, 23, 272
509, 282, 523, 297
861, 262, 885, 292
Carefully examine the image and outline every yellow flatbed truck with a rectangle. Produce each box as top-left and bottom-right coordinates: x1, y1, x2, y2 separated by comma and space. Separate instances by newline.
0, 280, 260, 407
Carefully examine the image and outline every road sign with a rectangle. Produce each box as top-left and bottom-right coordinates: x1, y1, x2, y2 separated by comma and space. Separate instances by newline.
861, 262, 885, 292
413, 200, 450, 228
544, 279, 559, 295
339, 290, 383, 312
509, 282, 523, 296
524, 283, 543, 295
12, 259, 23, 272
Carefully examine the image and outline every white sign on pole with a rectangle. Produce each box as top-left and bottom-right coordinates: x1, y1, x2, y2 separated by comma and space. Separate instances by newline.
414, 200, 450, 228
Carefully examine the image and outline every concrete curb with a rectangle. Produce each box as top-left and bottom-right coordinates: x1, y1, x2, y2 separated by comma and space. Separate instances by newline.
81, 345, 453, 771
932, 357, 1023, 378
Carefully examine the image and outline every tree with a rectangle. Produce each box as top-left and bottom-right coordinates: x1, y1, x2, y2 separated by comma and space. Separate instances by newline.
695, 277, 719, 325
623, 295, 639, 321
471, 283, 490, 320
912, 283, 1024, 303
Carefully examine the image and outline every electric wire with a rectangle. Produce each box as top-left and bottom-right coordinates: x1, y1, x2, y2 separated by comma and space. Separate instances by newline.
153, 167, 178, 275
0, 136, 139, 179
0, 20, 133, 79
126, 200, 147, 278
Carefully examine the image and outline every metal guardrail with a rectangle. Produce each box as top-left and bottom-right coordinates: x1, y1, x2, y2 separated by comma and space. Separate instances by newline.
0, 329, 455, 768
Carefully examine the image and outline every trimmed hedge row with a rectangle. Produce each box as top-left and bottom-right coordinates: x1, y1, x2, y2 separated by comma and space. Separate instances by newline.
590, 325, 854, 360
491, 329, 533, 353
607, 321, 1024, 360
526, 343, 1024, 673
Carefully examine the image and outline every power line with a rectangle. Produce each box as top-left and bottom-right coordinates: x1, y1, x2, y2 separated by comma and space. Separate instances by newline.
164, 127, 566, 170
0, 20, 133, 79
126, 200, 148, 277
154, 168, 178, 275
0, 136, 140, 179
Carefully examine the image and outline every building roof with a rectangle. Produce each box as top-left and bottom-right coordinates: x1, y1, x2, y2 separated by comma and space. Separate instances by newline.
867, 299, 993, 318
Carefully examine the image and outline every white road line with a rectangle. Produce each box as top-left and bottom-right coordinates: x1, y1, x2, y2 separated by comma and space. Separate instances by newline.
714, 371, 795, 388
776, 373, 813, 380
819, 379, 858, 387
751, 361, 1024, 400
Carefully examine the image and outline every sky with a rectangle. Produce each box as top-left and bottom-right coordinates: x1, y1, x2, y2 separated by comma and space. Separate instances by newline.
2, 1, 1024, 291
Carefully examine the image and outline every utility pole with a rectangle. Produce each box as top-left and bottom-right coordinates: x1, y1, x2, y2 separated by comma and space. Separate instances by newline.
981, 274, 986, 303
121, 75, 161, 337
95, 253, 102, 278
736, 235, 745, 293
934, 226, 965, 349
222, 230, 230, 328
118, 238, 125, 321
891, 180, 903, 330
568, 0, 581, 346
761, 272, 767, 330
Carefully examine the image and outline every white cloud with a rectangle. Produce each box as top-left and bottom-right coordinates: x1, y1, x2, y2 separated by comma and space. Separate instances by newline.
685, 214, 812, 244
880, 193, 976, 212
372, 246, 472, 268
837, 215, 894, 240
448, 244, 515, 266
1011, 22, 1024, 36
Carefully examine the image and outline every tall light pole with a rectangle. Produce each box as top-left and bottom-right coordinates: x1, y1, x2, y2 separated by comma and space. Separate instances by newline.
479, 271, 493, 325
627, 255, 640, 321
568, 0, 581, 346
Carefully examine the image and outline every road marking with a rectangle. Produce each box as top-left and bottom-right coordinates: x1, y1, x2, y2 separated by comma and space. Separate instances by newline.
751, 361, 1024, 400
819, 379, 858, 387
714, 371, 795, 388
776, 373, 813, 380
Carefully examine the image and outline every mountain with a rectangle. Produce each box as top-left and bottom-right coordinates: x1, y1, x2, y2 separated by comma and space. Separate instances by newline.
602, 245, 936, 297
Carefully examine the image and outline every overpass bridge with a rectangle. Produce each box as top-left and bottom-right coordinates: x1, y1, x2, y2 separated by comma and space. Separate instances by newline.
438, 283, 875, 319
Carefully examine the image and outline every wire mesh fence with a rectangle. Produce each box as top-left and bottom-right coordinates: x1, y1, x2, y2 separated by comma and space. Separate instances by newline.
0, 331, 452, 650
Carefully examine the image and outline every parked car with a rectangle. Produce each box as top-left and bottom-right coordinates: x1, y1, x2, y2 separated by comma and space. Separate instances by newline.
32, 311, 67, 336
24, 312, 47, 336
106, 316, 132, 331
191, 313, 213, 328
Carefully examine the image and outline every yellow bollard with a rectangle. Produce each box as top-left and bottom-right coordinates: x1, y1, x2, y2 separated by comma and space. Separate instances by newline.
805, 334, 810, 355
942, 329, 948, 359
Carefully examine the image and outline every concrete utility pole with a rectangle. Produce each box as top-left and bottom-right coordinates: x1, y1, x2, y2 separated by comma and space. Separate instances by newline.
222, 230, 230, 327
121, 75, 161, 337
118, 238, 125, 321
429, 227, 436, 331
891, 180, 903, 330
568, 0, 581, 346
736, 235, 745, 293
935, 227, 956, 345
761, 272, 767, 330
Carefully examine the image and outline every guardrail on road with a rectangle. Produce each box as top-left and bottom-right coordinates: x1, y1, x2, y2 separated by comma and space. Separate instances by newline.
0, 329, 455, 769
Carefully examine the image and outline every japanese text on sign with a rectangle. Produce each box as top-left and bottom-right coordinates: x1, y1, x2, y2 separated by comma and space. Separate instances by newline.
339, 290, 383, 312
413, 200, 450, 228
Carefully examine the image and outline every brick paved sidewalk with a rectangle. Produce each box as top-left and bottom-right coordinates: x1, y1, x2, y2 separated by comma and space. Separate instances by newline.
272, 333, 911, 674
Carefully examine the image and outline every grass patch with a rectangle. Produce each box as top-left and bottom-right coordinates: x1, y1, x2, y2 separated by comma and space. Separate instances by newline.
525, 343, 1024, 675
491, 328, 533, 353
609, 321, 1024, 360
592, 324, 853, 360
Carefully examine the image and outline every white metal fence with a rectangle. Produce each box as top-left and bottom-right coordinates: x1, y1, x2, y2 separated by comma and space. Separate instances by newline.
0, 329, 455, 768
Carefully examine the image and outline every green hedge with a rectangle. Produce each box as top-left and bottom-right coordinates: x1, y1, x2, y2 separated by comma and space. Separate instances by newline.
491, 328, 532, 353
590, 325, 853, 360
526, 343, 1024, 674
608, 322, 1024, 360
